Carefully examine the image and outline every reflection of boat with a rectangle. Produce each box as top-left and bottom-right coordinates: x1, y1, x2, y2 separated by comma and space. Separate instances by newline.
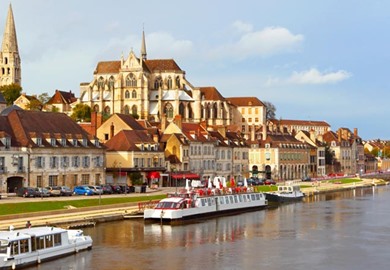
0, 226, 92, 269
264, 184, 304, 203
144, 187, 268, 224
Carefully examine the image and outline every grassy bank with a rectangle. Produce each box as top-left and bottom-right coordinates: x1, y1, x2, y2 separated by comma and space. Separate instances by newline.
0, 195, 166, 216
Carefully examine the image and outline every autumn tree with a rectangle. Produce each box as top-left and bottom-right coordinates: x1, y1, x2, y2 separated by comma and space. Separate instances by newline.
0, 83, 22, 105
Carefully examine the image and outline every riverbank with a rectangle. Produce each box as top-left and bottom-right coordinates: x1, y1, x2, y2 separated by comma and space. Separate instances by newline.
0, 178, 387, 230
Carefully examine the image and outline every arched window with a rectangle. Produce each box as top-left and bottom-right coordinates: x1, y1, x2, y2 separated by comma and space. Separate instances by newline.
131, 105, 137, 115
164, 103, 174, 118
206, 104, 211, 119
125, 90, 130, 99
124, 105, 130, 114
213, 103, 218, 118
98, 77, 105, 91
104, 106, 111, 115
187, 104, 193, 119
126, 73, 137, 87
154, 77, 163, 89
108, 76, 115, 90
175, 76, 181, 89
4, 57, 8, 64
132, 90, 137, 99
93, 104, 99, 112
179, 103, 185, 117
167, 76, 172, 89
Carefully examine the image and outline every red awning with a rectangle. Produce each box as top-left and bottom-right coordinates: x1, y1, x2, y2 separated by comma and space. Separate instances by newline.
171, 173, 200, 180
147, 172, 161, 179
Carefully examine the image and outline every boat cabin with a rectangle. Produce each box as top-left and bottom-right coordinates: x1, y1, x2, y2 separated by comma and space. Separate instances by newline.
277, 185, 301, 193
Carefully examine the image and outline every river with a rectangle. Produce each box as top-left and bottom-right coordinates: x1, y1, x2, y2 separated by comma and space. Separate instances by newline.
26, 185, 390, 270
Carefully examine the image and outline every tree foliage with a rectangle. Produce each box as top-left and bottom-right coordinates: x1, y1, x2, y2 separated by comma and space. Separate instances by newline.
0, 83, 22, 105
26, 98, 43, 111
70, 103, 91, 122
263, 101, 276, 120
37, 92, 50, 104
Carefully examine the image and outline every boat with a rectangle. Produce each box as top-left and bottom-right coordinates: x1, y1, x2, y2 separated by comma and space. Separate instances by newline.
144, 185, 268, 224
0, 226, 92, 270
264, 184, 304, 203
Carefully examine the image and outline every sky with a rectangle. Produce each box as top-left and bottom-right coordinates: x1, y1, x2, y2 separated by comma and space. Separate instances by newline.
1, 0, 389, 140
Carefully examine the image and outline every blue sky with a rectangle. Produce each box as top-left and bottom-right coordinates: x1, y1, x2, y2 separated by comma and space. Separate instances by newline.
1, 0, 389, 140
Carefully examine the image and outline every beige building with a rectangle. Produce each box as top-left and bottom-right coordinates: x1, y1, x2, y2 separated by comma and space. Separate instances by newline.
13, 93, 41, 110
268, 119, 331, 136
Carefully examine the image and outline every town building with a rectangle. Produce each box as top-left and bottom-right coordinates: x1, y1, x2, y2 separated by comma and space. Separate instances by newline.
268, 119, 331, 136
0, 108, 105, 193
13, 93, 41, 110
45, 90, 77, 114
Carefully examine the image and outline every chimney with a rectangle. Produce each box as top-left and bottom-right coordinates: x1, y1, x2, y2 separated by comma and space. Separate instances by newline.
310, 129, 316, 142
110, 122, 115, 139
338, 129, 342, 142
161, 114, 167, 132
354, 128, 358, 138
91, 112, 97, 136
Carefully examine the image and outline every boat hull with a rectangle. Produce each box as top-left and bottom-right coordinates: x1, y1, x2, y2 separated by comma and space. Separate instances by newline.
265, 193, 304, 203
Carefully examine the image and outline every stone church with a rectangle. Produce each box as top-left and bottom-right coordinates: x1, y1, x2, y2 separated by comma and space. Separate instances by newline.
0, 4, 21, 87
79, 31, 233, 127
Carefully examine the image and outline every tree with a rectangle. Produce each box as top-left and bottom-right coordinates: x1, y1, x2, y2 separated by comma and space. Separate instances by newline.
38, 92, 50, 104
26, 98, 43, 111
0, 83, 22, 105
70, 103, 91, 122
263, 101, 276, 121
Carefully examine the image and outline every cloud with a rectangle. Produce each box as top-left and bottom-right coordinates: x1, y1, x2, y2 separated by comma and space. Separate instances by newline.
147, 32, 193, 58
265, 68, 352, 86
211, 25, 304, 60
288, 68, 352, 84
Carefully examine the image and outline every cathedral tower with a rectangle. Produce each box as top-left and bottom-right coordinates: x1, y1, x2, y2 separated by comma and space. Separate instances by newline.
0, 4, 21, 86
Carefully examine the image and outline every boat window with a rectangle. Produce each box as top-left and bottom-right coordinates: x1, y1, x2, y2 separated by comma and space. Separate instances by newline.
45, 235, 54, 248
37, 236, 45, 250
238, 195, 242, 202
234, 195, 238, 203
10, 241, 19, 255
207, 198, 212, 206
31, 236, 36, 251
201, 199, 206, 207
256, 194, 260, 200
247, 195, 251, 201
251, 194, 256, 200
229, 196, 234, 204
0, 240, 8, 254
225, 197, 229, 204
20, 239, 29, 253
54, 234, 62, 246
243, 195, 247, 202
219, 197, 224, 204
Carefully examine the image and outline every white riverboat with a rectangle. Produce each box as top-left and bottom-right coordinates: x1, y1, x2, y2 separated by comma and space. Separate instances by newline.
0, 226, 92, 270
264, 184, 305, 203
144, 186, 268, 224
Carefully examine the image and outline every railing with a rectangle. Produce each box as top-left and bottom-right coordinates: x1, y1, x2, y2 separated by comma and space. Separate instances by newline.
138, 200, 160, 212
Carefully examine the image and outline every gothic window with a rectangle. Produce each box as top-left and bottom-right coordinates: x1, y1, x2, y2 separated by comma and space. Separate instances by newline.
206, 104, 211, 119
124, 105, 130, 114
132, 90, 137, 99
220, 104, 226, 119
176, 76, 181, 89
97, 77, 105, 91
108, 76, 115, 90
187, 104, 193, 119
125, 90, 130, 99
93, 104, 99, 112
154, 77, 163, 89
131, 105, 137, 115
179, 103, 185, 117
213, 103, 218, 118
1, 68, 4, 75
126, 73, 137, 87
104, 106, 111, 115
164, 103, 174, 118
4, 57, 7, 64
167, 76, 173, 89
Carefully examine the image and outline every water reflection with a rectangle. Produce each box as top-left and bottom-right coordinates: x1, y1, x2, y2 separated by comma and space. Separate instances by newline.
25, 185, 390, 270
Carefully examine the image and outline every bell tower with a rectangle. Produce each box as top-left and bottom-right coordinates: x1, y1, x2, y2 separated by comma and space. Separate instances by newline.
0, 4, 21, 86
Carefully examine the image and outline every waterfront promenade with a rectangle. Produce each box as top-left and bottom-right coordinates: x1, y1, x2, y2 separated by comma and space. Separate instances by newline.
0, 178, 386, 230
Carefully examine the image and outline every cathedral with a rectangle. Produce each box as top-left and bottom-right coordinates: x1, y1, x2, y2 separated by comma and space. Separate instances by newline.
79, 31, 233, 127
0, 4, 21, 87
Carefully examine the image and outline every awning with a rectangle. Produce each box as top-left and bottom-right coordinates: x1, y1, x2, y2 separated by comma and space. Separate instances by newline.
147, 171, 161, 179
171, 173, 200, 180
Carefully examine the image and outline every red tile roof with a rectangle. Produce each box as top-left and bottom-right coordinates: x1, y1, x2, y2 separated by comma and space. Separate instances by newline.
226, 97, 265, 106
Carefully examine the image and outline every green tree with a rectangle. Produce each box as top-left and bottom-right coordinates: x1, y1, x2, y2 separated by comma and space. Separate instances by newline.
26, 98, 43, 111
70, 103, 91, 122
129, 172, 143, 185
38, 92, 50, 104
0, 83, 22, 105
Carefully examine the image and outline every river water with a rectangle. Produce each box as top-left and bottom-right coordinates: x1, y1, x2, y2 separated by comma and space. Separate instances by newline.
26, 185, 390, 270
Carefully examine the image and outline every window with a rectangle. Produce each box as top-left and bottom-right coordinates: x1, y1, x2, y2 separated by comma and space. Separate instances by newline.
175, 76, 181, 88
36, 156, 45, 168
49, 175, 58, 186
82, 156, 90, 168
72, 156, 80, 168
125, 90, 130, 99
108, 76, 115, 90
50, 157, 58, 168
132, 90, 137, 98
154, 77, 163, 89
167, 76, 172, 89
126, 73, 137, 87
81, 174, 90, 185
97, 77, 105, 90
61, 138, 67, 146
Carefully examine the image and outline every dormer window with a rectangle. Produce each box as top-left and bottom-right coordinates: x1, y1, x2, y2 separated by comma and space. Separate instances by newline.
36, 137, 42, 146
51, 138, 56, 147
83, 138, 88, 147
5, 137, 11, 149
73, 139, 78, 147
61, 138, 67, 147
94, 139, 100, 147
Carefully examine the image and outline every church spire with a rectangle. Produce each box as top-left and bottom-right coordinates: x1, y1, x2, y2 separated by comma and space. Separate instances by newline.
1, 4, 19, 53
141, 26, 147, 61
0, 3, 21, 86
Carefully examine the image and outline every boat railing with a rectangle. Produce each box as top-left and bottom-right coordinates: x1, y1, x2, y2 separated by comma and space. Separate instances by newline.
138, 200, 160, 211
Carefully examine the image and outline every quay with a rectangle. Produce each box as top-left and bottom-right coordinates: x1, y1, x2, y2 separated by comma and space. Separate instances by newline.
0, 178, 388, 230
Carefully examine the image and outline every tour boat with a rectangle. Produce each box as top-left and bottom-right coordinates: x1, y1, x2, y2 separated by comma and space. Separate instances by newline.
144, 186, 268, 224
264, 184, 304, 203
0, 226, 92, 270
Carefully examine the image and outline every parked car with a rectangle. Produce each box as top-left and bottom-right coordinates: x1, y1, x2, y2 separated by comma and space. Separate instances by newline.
110, 185, 122, 194
101, 184, 113, 194
46, 186, 61, 196
17, 187, 39, 198
73, 186, 94, 196
37, 187, 51, 197
88, 185, 103, 195
264, 179, 276, 185
301, 176, 312, 182
59, 186, 73, 196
